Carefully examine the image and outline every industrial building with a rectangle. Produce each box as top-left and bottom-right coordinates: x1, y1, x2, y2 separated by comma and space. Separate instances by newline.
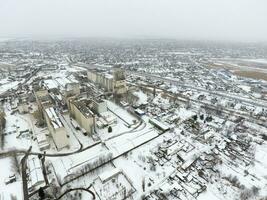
43, 77, 80, 97
103, 74, 114, 92
149, 118, 170, 131
44, 107, 69, 149
52, 147, 112, 184
63, 82, 80, 98
69, 97, 108, 134
34, 89, 54, 111
36, 133, 50, 151
113, 66, 127, 96
88, 70, 114, 92
43, 77, 80, 111
87, 69, 98, 83
34, 89, 69, 150
27, 157, 45, 192
69, 99, 95, 135
87, 66, 127, 96
92, 99, 108, 114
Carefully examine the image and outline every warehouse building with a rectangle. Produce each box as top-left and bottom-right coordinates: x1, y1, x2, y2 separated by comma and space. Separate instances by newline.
69, 99, 95, 135
27, 157, 45, 192
87, 67, 127, 95
88, 70, 113, 92
149, 118, 170, 132
113, 66, 127, 96
44, 107, 69, 149
92, 99, 107, 114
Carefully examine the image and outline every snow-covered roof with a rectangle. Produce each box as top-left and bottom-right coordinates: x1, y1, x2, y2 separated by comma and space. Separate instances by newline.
149, 118, 170, 131
133, 90, 148, 105
43, 79, 58, 90
36, 133, 47, 143
52, 146, 112, 183
45, 107, 63, 129
27, 157, 45, 190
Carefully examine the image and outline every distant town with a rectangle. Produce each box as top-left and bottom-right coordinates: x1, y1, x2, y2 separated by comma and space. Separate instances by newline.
0, 39, 267, 200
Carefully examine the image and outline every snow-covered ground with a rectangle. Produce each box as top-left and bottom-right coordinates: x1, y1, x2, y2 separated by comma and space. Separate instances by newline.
1, 48, 267, 200
0, 80, 20, 94
0, 157, 23, 200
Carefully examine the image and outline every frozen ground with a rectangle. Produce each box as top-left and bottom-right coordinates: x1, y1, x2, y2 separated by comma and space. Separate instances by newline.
0, 79, 20, 94
0, 157, 23, 200
1, 41, 267, 200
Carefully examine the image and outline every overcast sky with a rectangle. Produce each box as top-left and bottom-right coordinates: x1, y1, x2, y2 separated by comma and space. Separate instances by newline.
0, 0, 267, 42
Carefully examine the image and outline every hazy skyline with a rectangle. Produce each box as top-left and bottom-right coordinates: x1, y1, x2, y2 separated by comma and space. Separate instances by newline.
0, 0, 267, 42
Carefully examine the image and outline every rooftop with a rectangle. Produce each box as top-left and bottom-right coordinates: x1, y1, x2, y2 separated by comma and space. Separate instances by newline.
45, 107, 64, 129
73, 100, 94, 118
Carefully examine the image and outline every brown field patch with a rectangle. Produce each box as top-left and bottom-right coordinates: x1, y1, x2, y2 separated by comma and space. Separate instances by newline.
234, 70, 267, 81
208, 63, 267, 81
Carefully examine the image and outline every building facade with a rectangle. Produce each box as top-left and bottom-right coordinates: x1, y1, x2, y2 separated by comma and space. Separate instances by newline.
44, 107, 69, 150
92, 99, 107, 114
69, 100, 95, 135
113, 67, 127, 96
88, 70, 114, 92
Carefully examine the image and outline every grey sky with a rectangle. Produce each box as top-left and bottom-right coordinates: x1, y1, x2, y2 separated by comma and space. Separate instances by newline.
0, 0, 267, 42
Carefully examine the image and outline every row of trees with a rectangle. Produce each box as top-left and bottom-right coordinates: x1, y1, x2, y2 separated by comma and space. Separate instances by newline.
0, 108, 6, 149
73, 152, 113, 179
240, 186, 260, 200
63, 152, 113, 184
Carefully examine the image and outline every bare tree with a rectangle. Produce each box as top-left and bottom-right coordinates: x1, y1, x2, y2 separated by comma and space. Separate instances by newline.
10, 153, 20, 175
50, 183, 61, 198
0, 131, 4, 149
142, 177, 145, 192
240, 186, 260, 200
240, 188, 253, 200
0, 111, 5, 149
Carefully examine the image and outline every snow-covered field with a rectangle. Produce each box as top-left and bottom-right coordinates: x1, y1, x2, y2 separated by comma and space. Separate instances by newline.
0, 157, 23, 200
1, 46, 267, 200
0, 80, 20, 94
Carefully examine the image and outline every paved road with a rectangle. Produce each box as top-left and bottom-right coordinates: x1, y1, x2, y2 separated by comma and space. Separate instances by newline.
56, 187, 95, 200
0, 141, 101, 159
21, 147, 32, 200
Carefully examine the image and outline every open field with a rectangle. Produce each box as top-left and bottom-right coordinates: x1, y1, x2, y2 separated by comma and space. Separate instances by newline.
235, 70, 267, 81
209, 59, 267, 81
